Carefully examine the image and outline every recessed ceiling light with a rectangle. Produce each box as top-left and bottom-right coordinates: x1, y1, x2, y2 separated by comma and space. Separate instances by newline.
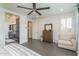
60, 8, 64, 12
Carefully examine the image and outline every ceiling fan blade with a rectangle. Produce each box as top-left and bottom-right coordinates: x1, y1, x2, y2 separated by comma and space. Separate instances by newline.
37, 7, 50, 10
33, 3, 36, 9
35, 10, 41, 15
17, 6, 33, 10
27, 11, 33, 15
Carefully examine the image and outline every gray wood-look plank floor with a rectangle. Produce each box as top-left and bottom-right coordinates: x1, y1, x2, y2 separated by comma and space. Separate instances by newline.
22, 39, 77, 56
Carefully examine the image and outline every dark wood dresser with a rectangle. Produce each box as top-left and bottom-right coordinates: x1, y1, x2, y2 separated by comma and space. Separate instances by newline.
43, 30, 53, 43
43, 24, 53, 43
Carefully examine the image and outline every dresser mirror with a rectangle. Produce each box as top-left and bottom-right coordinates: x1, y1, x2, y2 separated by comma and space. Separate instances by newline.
44, 24, 52, 30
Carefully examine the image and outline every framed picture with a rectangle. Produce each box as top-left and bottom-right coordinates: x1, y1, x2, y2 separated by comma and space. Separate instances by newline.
44, 24, 52, 30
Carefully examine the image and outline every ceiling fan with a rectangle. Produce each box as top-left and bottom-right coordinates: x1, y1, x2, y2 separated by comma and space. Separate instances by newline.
17, 3, 50, 15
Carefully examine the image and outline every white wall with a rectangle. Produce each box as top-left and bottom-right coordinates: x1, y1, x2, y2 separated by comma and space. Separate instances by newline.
6, 15, 17, 25
78, 16, 79, 55
0, 4, 4, 8
19, 15, 28, 44
32, 12, 76, 43
75, 7, 79, 56
74, 7, 79, 55
32, 20, 39, 39
0, 8, 6, 47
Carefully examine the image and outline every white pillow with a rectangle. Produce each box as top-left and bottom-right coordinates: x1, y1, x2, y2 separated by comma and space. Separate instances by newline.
60, 33, 75, 40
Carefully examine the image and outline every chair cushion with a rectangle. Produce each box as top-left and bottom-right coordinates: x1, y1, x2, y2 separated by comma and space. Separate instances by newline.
60, 36, 72, 40
58, 40, 72, 46
60, 33, 74, 41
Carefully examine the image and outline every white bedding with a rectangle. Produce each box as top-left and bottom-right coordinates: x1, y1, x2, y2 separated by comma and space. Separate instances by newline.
0, 43, 41, 56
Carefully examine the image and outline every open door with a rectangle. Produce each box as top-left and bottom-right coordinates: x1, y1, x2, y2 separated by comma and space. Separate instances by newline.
28, 21, 32, 40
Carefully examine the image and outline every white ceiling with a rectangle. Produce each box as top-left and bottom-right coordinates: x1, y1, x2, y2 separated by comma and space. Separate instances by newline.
3, 3, 77, 18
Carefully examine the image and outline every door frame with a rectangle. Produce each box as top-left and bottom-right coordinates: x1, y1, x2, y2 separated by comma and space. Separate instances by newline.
28, 21, 32, 40
5, 12, 20, 44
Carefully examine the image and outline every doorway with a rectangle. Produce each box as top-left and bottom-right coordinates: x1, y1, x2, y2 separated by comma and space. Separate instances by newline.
28, 21, 32, 40
5, 12, 20, 44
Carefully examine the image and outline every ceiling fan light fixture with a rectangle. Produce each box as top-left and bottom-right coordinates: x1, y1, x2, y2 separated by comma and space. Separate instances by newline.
17, 3, 50, 16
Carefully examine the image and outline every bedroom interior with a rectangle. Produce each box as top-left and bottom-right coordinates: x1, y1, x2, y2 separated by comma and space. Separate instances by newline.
0, 3, 79, 56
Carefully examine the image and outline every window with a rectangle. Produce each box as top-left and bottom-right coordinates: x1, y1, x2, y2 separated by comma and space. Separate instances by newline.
61, 17, 72, 30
